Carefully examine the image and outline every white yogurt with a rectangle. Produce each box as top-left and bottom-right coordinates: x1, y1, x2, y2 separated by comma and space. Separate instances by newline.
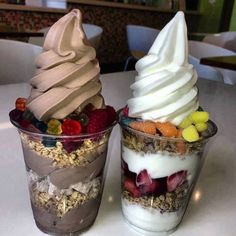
122, 146, 199, 184
122, 198, 184, 233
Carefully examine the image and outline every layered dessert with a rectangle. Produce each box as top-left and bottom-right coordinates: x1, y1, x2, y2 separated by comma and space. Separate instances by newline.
119, 12, 217, 234
9, 9, 116, 235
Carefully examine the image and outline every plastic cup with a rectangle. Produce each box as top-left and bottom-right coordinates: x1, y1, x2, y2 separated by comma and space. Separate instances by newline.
10, 116, 116, 236
119, 119, 217, 235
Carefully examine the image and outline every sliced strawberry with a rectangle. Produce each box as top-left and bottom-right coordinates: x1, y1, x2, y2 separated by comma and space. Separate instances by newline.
124, 178, 141, 198
139, 178, 166, 195
167, 170, 187, 192
136, 169, 152, 187
139, 180, 157, 195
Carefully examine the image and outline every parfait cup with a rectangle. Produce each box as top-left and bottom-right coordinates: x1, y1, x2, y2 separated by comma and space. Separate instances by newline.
10, 117, 116, 236
119, 119, 217, 235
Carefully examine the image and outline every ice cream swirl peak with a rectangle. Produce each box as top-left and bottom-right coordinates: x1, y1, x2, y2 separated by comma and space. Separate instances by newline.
27, 9, 103, 121
127, 11, 199, 125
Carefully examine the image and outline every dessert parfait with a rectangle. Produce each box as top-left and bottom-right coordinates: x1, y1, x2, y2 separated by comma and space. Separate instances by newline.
9, 9, 116, 236
119, 12, 217, 234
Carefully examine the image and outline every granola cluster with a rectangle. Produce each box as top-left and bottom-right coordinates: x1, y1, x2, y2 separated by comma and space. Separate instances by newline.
31, 181, 101, 217
21, 133, 108, 167
122, 127, 206, 155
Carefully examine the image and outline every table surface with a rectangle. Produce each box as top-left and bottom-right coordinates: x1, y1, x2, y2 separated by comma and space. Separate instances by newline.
200, 55, 236, 71
0, 71, 236, 236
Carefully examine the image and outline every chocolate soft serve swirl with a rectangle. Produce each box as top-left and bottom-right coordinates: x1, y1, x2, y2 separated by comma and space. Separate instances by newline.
27, 9, 103, 121
127, 12, 198, 126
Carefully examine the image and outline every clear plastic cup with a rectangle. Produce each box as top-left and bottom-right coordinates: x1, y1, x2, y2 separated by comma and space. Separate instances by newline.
119, 120, 217, 235
10, 117, 116, 236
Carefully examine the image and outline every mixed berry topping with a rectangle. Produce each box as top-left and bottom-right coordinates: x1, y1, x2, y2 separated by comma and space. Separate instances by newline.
10, 97, 117, 153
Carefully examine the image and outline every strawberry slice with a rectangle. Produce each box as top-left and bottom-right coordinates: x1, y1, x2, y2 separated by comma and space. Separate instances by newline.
139, 180, 157, 195
167, 170, 187, 192
124, 178, 141, 198
136, 169, 152, 187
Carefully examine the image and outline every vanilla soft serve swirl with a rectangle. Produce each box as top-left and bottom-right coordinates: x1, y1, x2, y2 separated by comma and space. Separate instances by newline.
127, 12, 198, 125
27, 9, 103, 121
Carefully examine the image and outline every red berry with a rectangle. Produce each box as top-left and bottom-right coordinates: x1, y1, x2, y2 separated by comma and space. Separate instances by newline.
86, 109, 108, 133
106, 105, 117, 125
124, 178, 141, 198
139, 180, 158, 195
15, 97, 27, 111
123, 105, 129, 117
62, 119, 82, 135
136, 169, 152, 187
167, 170, 187, 192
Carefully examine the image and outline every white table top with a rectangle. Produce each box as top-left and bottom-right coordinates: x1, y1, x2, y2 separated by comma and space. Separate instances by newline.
0, 71, 236, 236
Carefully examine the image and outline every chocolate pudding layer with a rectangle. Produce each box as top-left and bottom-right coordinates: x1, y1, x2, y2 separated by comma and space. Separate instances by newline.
32, 195, 101, 235
20, 131, 111, 235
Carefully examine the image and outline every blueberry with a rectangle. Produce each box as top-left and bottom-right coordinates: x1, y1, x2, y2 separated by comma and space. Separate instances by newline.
42, 137, 56, 147
32, 118, 47, 132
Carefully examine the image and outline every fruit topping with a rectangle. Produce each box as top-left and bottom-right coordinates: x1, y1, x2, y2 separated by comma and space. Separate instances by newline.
62, 138, 83, 153
167, 170, 187, 192
182, 125, 199, 142
77, 113, 89, 127
86, 109, 108, 133
15, 97, 27, 111
47, 119, 62, 135
123, 105, 129, 117
124, 178, 141, 198
42, 137, 57, 147
156, 122, 178, 138
195, 122, 208, 132
32, 119, 47, 133
189, 111, 209, 124
130, 121, 156, 135
62, 119, 82, 135
136, 169, 152, 187
106, 105, 117, 125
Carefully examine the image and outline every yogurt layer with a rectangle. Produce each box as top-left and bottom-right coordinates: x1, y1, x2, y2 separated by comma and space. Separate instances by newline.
127, 11, 198, 125
122, 198, 184, 233
122, 146, 199, 183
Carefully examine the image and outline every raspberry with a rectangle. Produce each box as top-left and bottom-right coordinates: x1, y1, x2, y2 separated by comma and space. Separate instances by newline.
62, 119, 82, 135
106, 105, 117, 125
86, 109, 108, 133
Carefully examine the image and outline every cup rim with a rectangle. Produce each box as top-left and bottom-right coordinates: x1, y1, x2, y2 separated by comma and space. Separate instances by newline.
10, 116, 117, 139
118, 109, 217, 143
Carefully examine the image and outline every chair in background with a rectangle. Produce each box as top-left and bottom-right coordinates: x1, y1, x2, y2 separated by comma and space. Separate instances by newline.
203, 32, 236, 52
124, 24, 160, 71
29, 23, 103, 50
0, 39, 42, 84
188, 55, 223, 82
188, 40, 236, 85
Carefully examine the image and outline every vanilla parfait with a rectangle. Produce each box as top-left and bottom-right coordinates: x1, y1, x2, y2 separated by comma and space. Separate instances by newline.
119, 11, 217, 235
